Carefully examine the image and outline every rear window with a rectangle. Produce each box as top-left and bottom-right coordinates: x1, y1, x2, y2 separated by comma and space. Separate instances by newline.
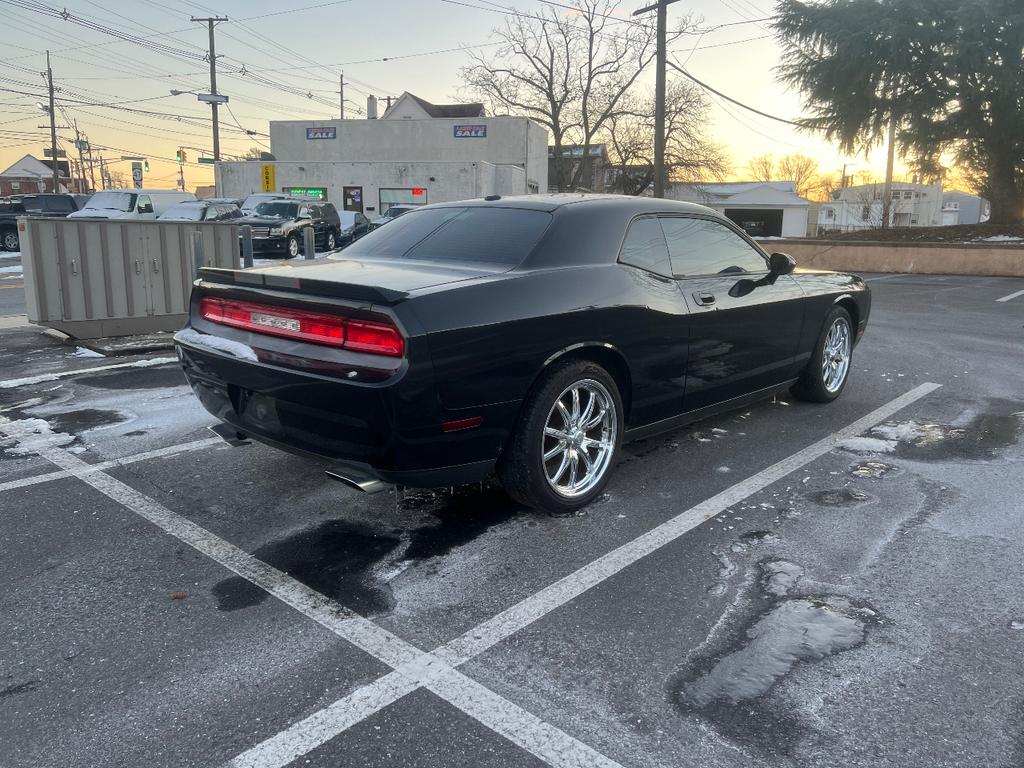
338, 207, 552, 266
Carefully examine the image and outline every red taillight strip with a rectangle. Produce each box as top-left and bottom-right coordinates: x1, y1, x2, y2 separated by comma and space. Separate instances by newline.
198, 296, 404, 356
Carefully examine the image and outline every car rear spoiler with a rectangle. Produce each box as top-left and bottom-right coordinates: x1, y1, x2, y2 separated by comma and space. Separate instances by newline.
198, 267, 410, 305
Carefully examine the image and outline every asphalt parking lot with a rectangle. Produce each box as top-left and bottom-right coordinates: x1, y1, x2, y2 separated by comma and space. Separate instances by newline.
1, 272, 1023, 768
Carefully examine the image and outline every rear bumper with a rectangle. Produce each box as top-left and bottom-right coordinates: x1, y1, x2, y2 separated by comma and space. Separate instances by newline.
175, 329, 518, 488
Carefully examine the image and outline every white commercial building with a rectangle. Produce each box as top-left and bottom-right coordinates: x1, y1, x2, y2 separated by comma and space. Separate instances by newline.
665, 181, 810, 238
817, 181, 943, 233
216, 92, 548, 216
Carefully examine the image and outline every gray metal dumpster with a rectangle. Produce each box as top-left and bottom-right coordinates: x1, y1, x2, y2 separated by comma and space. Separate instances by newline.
20, 217, 240, 338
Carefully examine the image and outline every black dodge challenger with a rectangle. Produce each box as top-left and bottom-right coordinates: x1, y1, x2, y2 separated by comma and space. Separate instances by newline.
175, 194, 870, 513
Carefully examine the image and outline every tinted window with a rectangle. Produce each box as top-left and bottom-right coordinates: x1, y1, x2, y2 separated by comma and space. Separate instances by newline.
20, 195, 40, 212
47, 196, 74, 212
159, 203, 203, 220
338, 207, 551, 266
660, 217, 767, 277
254, 201, 298, 218
618, 216, 671, 277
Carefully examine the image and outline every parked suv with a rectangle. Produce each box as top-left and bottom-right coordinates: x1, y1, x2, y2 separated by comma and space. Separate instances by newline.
240, 199, 343, 257
0, 193, 86, 251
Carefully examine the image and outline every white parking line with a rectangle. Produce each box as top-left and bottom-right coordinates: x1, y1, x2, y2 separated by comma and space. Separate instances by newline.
995, 288, 1024, 303
0, 436, 222, 493
0, 383, 942, 768
864, 273, 908, 282
0, 416, 625, 768
0, 357, 175, 389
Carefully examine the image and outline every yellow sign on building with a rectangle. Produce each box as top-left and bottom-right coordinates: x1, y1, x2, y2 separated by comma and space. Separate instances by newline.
260, 164, 275, 193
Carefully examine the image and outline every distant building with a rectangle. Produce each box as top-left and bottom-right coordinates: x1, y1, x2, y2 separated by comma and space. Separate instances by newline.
547, 144, 609, 192
941, 190, 990, 225
217, 92, 546, 214
0, 154, 75, 195
381, 92, 485, 120
666, 181, 810, 238
818, 181, 943, 232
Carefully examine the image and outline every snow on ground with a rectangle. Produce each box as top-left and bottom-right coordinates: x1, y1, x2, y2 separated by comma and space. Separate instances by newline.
70, 346, 105, 359
976, 235, 1024, 242
0, 264, 23, 274
0, 416, 75, 456
837, 435, 898, 453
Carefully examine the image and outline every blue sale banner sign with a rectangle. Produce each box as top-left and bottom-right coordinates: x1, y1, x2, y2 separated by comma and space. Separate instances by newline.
306, 126, 337, 139
454, 124, 487, 138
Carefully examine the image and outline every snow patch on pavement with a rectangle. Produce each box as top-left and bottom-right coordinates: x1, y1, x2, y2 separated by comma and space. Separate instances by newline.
837, 436, 897, 453
0, 416, 75, 456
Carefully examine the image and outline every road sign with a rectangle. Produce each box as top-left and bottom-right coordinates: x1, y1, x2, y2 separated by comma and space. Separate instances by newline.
43, 147, 67, 157
260, 164, 275, 192
198, 157, 216, 165
197, 93, 229, 104
131, 161, 143, 189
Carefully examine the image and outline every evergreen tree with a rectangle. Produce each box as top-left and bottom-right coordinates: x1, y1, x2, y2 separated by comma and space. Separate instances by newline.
775, 0, 1024, 224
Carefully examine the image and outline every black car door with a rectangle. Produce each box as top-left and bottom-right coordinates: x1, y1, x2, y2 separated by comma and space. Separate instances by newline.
616, 215, 692, 425
660, 215, 805, 409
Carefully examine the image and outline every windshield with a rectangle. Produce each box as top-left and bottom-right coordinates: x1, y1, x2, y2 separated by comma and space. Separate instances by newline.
159, 203, 204, 221
336, 207, 552, 266
253, 201, 299, 219
85, 191, 136, 212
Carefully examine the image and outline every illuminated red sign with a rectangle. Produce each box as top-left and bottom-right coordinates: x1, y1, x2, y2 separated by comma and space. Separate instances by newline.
411, 188, 425, 196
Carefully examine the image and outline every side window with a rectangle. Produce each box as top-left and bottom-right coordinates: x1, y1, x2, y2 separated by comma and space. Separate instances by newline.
49, 197, 74, 213
660, 217, 767, 277
298, 206, 311, 219
617, 216, 671, 277
136, 195, 153, 213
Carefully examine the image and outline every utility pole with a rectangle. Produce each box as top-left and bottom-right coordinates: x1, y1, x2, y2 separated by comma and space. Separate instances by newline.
85, 136, 97, 192
880, 118, 897, 229
192, 16, 228, 161
71, 120, 88, 193
633, 0, 680, 198
338, 73, 345, 119
45, 50, 60, 191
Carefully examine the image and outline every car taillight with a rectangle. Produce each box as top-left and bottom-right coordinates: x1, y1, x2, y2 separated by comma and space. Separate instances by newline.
198, 296, 404, 356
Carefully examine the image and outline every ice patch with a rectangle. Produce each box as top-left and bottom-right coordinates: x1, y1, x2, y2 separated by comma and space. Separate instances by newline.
175, 328, 257, 362
0, 416, 75, 456
871, 420, 959, 446
679, 596, 866, 707
0, 264, 23, 274
762, 560, 804, 597
70, 346, 104, 359
976, 235, 1024, 242
837, 436, 897, 453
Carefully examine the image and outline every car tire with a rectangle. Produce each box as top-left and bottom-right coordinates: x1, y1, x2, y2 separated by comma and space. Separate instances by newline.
791, 306, 854, 403
498, 360, 623, 514
326, 230, 337, 250
1, 228, 18, 251
286, 234, 300, 259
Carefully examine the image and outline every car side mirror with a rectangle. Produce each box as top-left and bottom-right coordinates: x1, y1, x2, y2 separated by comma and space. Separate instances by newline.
769, 252, 796, 275
137, 203, 154, 214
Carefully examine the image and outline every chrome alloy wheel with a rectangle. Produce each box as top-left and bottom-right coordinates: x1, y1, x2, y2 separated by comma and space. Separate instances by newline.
822, 316, 852, 393
542, 379, 617, 499
288, 236, 300, 257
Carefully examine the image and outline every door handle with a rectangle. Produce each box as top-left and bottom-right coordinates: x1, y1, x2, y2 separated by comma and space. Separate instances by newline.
693, 291, 716, 307
152, 258, 160, 274
134, 259, 141, 274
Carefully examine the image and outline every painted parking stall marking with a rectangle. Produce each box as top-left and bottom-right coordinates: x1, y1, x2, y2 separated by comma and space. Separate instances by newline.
0, 356, 175, 389
995, 287, 1024, 303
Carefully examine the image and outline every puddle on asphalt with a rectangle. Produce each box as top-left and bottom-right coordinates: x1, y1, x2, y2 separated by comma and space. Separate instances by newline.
43, 408, 127, 435
399, 484, 523, 561
212, 520, 403, 614
212, 484, 527, 613
809, 488, 872, 507
670, 559, 879, 754
840, 412, 1022, 461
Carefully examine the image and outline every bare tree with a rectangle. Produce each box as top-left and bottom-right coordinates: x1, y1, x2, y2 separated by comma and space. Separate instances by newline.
462, 0, 691, 191
606, 80, 729, 195
747, 154, 775, 182
778, 153, 821, 199
243, 146, 264, 160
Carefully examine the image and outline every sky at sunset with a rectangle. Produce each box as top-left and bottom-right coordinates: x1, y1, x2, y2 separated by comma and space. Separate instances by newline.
1, 0, 904, 194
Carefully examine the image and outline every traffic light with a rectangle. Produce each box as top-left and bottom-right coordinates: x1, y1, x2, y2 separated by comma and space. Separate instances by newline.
175, 149, 187, 163
143, 159, 150, 172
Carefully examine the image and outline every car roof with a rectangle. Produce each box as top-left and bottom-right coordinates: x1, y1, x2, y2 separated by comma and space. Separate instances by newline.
427, 192, 715, 216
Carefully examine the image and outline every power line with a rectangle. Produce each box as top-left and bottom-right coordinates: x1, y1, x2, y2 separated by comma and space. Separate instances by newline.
667, 58, 802, 126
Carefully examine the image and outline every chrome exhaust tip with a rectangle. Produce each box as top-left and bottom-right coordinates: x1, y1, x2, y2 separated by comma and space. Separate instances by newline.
207, 422, 250, 446
325, 468, 387, 494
